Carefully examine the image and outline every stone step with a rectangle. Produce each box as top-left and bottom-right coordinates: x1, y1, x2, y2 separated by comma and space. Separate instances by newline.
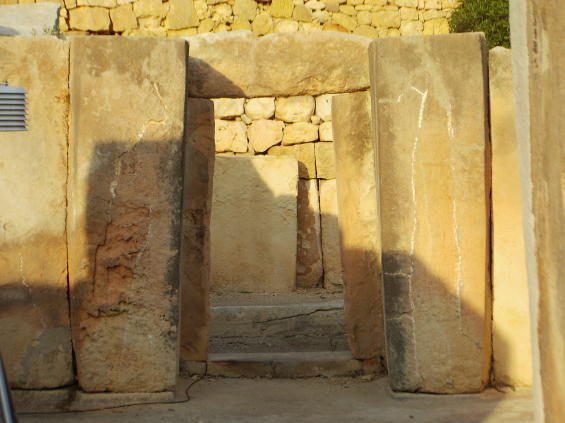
210, 300, 348, 353
207, 351, 364, 378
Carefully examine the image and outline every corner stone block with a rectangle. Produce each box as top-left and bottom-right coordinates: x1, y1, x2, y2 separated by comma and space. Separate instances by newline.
0, 38, 74, 389
210, 156, 298, 293
68, 37, 188, 393
180, 99, 216, 362
489, 47, 532, 388
332, 91, 385, 362
319, 179, 344, 291
370, 33, 491, 393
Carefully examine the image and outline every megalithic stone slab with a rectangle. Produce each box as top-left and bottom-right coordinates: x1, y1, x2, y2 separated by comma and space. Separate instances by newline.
332, 91, 386, 362
319, 179, 344, 292
0, 38, 74, 389
489, 47, 532, 388
369, 33, 490, 393
68, 37, 187, 393
296, 179, 323, 288
510, 2, 565, 421
210, 156, 298, 293
180, 99, 216, 362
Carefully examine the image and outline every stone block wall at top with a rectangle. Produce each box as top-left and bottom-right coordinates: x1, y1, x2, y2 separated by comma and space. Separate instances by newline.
15, 0, 459, 37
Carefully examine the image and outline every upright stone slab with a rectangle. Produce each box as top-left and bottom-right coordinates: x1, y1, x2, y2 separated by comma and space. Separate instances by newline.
68, 38, 187, 392
0, 38, 73, 389
332, 91, 385, 362
210, 156, 298, 293
370, 34, 490, 393
319, 179, 344, 292
510, 2, 565, 421
296, 179, 323, 288
180, 99, 216, 362
489, 47, 532, 388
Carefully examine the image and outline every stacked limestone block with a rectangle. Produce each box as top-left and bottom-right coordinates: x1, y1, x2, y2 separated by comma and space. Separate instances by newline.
211, 95, 344, 290
43, 0, 458, 37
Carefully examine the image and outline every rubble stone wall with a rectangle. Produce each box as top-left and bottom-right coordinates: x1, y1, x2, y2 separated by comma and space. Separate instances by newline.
11, 0, 459, 38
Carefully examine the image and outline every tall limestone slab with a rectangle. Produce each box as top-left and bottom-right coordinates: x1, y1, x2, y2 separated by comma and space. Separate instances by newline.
210, 156, 298, 293
68, 37, 187, 392
332, 91, 385, 363
489, 47, 532, 388
0, 38, 74, 389
319, 179, 344, 292
180, 99, 215, 362
369, 33, 491, 393
510, 2, 565, 421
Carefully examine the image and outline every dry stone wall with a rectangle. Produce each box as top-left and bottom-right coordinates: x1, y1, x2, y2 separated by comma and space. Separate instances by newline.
209, 93, 343, 291
10, 0, 459, 37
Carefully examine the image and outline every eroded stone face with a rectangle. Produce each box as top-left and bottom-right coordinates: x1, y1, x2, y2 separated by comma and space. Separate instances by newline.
210, 156, 298, 293
296, 180, 323, 288
332, 91, 385, 362
510, 2, 565, 419
489, 47, 532, 388
370, 33, 490, 393
0, 37, 74, 390
68, 37, 187, 393
180, 99, 216, 363
319, 179, 344, 292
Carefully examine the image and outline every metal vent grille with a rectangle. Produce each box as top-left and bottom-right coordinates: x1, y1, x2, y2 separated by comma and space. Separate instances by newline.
0, 83, 27, 132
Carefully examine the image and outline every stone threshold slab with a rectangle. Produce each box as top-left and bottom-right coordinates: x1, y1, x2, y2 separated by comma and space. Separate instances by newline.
206, 351, 367, 378
12, 387, 175, 413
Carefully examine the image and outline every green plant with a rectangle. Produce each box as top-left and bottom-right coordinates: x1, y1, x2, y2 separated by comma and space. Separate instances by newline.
449, 0, 510, 49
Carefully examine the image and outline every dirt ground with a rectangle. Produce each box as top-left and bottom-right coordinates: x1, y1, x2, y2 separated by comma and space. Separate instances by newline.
19, 376, 533, 423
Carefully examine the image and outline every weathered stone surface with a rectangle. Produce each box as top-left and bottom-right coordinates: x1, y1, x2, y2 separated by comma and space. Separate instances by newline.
275, 96, 315, 123
69, 6, 110, 31
319, 121, 333, 142
315, 142, 336, 179
372, 9, 401, 28
510, 2, 565, 420
0, 3, 60, 36
210, 300, 345, 353
271, 0, 294, 19
252, 12, 273, 36
210, 156, 298, 293
370, 34, 490, 393
296, 180, 323, 287
332, 91, 385, 361
215, 120, 248, 153
133, 0, 163, 18
282, 122, 318, 145
0, 38, 73, 389
213, 98, 245, 119
319, 180, 344, 291
180, 99, 215, 362
76, 0, 116, 7
315, 94, 335, 122
68, 37, 187, 392
489, 47, 532, 388
186, 31, 371, 98
268, 143, 316, 179
110, 4, 138, 32
166, 0, 200, 29
233, 0, 257, 21
244, 97, 275, 120
247, 119, 284, 153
